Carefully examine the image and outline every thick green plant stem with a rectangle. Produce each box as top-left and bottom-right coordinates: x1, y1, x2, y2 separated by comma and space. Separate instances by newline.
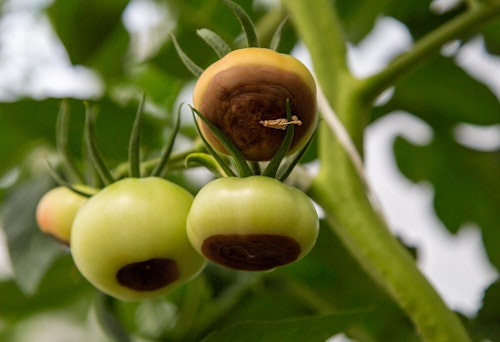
284, 0, 475, 341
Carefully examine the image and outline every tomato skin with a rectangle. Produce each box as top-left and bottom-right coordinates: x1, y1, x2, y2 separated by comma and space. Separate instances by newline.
70, 177, 206, 301
193, 48, 317, 161
187, 176, 319, 271
36, 186, 94, 245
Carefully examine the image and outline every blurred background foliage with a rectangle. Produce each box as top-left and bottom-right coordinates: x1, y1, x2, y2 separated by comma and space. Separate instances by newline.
0, 0, 498, 341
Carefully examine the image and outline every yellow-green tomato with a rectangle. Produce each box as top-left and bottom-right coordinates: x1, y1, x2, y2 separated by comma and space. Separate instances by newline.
36, 185, 94, 245
187, 176, 319, 271
193, 48, 317, 161
70, 177, 206, 301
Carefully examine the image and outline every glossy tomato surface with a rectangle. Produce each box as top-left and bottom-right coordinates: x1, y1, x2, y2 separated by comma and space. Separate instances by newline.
187, 176, 319, 271
71, 177, 205, 301
36, 185, 94, 245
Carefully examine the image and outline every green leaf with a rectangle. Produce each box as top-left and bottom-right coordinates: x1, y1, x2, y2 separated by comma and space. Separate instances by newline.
335, 0, 464, 44
202, 313, 365, 342
272, 224, 419, 341
47, 0, 130, 78
200, 225, 418, 342
471, 281, 500, 341
374, 56, 500, 127
95, 294, 132, 342
151, 0, 258, 78
0, 100, 63, 175
0, 255, 93, 323
394, 136, 500, 269
0, 99, 164, 177
0, 176, 63, 295
124, 64, 184, 108
481, 19, 500, 55
373, 55, 500, 269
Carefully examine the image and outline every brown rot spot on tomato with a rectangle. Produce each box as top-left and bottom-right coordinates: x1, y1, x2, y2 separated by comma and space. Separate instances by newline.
116, 258, 179, 291
193, 48, 317, 161
201, 234, 301, 271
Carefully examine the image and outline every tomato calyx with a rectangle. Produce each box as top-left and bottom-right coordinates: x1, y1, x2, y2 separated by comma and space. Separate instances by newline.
173, 0, 317, 168
189, 98, 313, 181
45, 97, 207, 301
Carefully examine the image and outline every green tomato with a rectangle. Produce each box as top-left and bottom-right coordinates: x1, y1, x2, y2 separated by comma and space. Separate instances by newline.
36, 185, 95, 245
187, 176, 319, 271
70, 177, 206, 301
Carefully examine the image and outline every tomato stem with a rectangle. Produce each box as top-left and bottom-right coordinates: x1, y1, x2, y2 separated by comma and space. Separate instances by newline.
285, 0, 472, 340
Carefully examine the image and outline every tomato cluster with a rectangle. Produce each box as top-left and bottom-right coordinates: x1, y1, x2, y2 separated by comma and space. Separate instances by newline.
36, 8, 319, 301
36, 178, 206, 301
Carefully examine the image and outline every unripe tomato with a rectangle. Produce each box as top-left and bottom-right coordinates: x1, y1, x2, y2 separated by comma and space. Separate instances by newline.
70, 177, 206, 301
193, 48, 317, 161
36, 185, 95, 245
187, 176, 319, 271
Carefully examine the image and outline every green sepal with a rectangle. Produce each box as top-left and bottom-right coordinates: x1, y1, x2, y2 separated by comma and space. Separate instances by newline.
191, 109, 236, 177
185, 152, 227, 178
171, 33, 204, 77
222, 0, 260, 48
197, 28, 232, 58
250, 161, 262, 175
269, 16, 288, 51
277, 132, 314, 182
191, 106, 253, 177
262, 99, 295, 178
46, 160, 95, 198
55, 100, 83, 183
84, 103, 115, 186
128, 94, 145, 178
150, 102, 183, 177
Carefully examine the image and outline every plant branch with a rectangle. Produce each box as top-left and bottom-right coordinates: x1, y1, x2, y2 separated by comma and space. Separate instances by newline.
284, 0, 471, 341
361, 1, 500, 102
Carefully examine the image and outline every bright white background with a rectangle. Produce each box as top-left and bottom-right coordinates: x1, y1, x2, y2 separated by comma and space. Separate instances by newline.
0, 0, 498, 340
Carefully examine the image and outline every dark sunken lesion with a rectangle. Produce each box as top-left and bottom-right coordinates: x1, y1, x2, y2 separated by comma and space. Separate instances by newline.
201, 234, 301, 271
116, 258, 179, 291
199, 64, 316, 161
